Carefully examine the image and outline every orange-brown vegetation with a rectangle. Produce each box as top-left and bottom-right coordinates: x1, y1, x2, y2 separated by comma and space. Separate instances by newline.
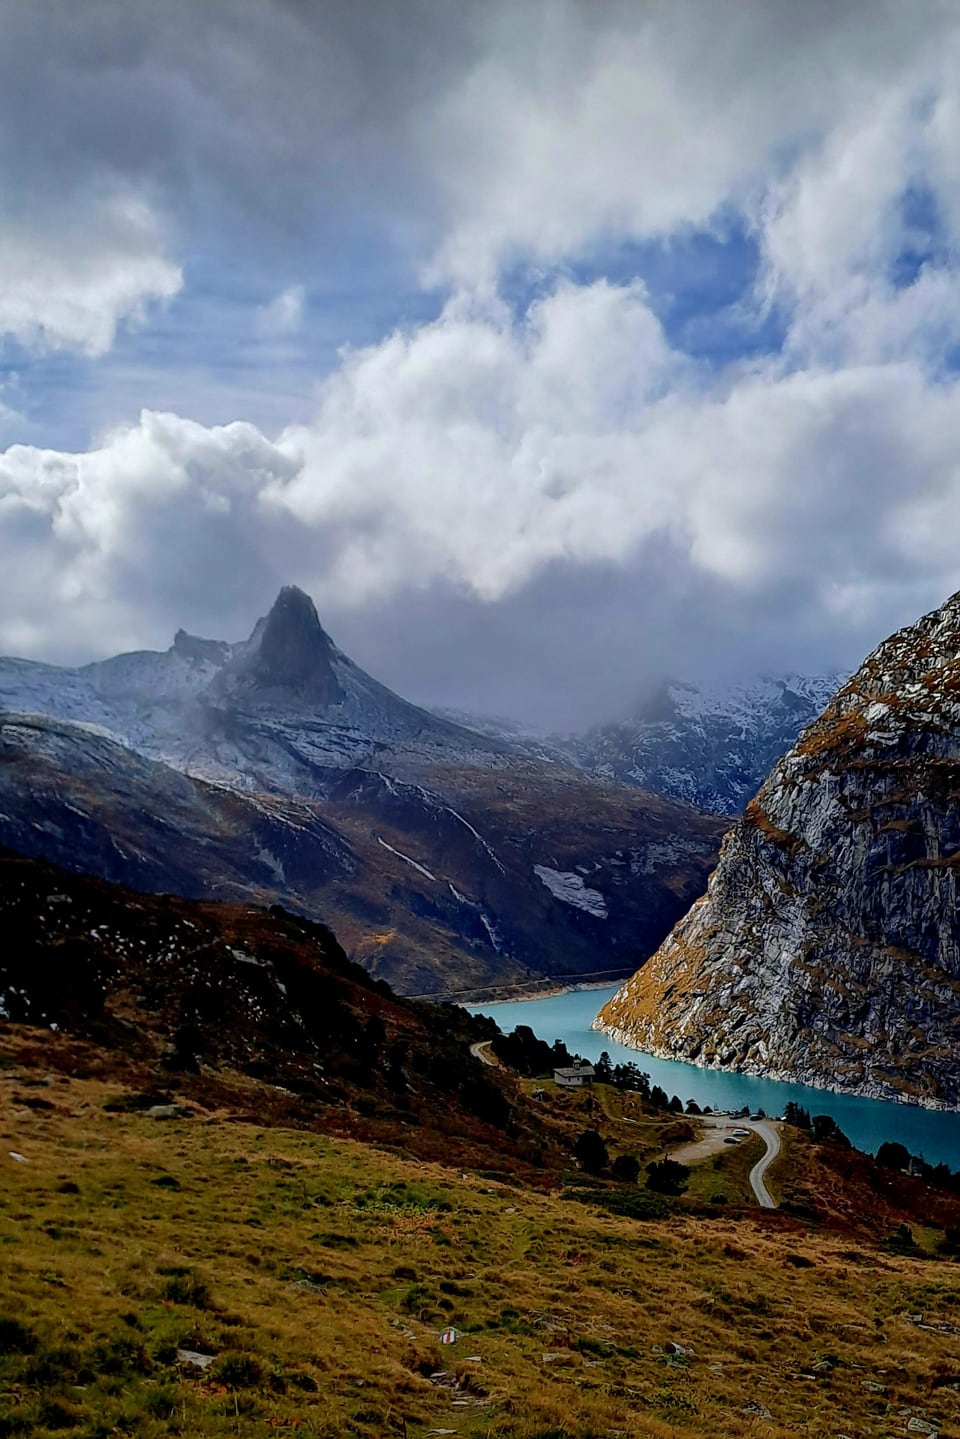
743, 798, 803, 852
793, 709, 869, 765
4, 1062, 960, 1439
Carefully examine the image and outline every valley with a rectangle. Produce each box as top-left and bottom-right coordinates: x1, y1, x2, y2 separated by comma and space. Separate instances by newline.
0, 588, 734, 998
469, 988, 960, 1168
4, 820, 960, 1439
7, 12, 960, 1439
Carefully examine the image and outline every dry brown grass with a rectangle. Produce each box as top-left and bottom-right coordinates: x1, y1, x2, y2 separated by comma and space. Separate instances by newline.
793, 709, 869, 765
743, 799, 803, 853
3, 1056, 960, 1439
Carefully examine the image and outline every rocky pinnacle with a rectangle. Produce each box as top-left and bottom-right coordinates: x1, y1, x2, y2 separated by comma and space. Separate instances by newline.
228, 585, 345, 706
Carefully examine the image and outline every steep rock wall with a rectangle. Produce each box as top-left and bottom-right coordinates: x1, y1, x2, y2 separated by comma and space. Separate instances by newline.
595, 591, 960, 1108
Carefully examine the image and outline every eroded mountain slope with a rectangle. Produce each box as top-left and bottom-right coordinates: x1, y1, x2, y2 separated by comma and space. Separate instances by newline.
0, 712, 723, 997
596, 589, 960, 1107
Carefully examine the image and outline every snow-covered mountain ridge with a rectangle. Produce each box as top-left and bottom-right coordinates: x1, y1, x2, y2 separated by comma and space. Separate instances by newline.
573, 674, 849, 814
0, 587, 513, 791
0, 588, 726, 996
438, 674, 847, 816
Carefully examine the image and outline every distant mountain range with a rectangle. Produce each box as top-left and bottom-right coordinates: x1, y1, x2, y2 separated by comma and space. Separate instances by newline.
0, 586, 729, 997
443, 674, 847, 816
0, 585, 513, 789
0, 585, 848, 997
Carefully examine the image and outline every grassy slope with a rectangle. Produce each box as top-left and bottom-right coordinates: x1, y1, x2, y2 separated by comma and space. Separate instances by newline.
3, 1065, 960, 1439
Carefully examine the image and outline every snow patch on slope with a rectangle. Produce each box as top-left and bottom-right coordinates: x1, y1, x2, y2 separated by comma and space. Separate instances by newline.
533, 865, 608, 918
377, 836, 436, 881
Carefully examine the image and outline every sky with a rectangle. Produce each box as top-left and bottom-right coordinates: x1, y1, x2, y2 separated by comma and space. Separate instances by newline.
4, 1, 960, 726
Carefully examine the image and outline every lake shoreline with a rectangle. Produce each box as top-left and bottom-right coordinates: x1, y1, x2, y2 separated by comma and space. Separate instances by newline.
467, 978, 623, 1007
468, 986, 960, 1167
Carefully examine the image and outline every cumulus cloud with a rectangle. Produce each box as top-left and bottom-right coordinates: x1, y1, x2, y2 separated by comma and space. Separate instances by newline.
0, 191, 181, 357
0, 411, 299, 657
6, 2, 960, 720
5, 275, 960, 714
423, 0, 956, 287
268, 294, 960, 630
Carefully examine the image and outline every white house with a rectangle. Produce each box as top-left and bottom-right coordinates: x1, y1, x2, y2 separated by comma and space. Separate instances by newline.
553, 1063, 595, 1088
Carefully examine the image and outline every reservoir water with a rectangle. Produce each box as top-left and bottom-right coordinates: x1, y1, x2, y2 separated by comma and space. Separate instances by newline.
470, 985, 960, 1169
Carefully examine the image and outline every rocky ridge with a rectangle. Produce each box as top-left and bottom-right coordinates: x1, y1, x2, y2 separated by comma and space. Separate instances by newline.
0, 842, 534, 1164
571, 673, 846, 814
595, 590, 960, 1108
0, 590, 725, 996
0, 586, 511, 788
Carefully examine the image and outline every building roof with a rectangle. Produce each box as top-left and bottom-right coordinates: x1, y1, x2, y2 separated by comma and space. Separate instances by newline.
553, 1065, 595, 1078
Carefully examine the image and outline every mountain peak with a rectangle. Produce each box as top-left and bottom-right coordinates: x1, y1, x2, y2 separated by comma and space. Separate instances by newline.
272, 583, 318, 618
225, 586, 345, 706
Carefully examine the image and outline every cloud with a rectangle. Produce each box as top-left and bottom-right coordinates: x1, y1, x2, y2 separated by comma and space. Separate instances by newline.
256, 285, 306, 338
269, 281, 678, 603
6, 2, 960, 722
0, 191, 182, 357
0, 410, 299, 657
423, 0, 957, 288
4, 275, 960, 722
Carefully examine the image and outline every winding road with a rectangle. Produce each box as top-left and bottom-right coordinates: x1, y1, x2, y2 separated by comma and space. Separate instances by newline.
748, 1121, 781, 1208
669, 1115, 781, 1208
469, 1040, 498, 1067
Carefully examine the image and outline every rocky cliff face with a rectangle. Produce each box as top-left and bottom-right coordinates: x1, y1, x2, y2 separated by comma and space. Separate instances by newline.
595, 590, 960, 1109
217, 585, 345, 706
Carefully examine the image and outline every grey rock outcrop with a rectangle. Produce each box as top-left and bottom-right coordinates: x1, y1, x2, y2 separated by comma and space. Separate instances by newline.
595, 589, 960, 1108
214, 585, 345, 707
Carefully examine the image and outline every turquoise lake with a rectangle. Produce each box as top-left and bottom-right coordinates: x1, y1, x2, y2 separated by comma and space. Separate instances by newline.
470, 985, 960, 1168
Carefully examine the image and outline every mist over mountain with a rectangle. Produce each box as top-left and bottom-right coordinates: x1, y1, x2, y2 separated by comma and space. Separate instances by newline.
0, 587, 729, 997
597, 586, 960, 1109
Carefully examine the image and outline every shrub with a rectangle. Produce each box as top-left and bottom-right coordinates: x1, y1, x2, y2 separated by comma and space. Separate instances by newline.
567, 1186, 669, 1221
888, 1223, 918, 1253
573, 1129, 609, 1174
611, 1154, 640, 1184
938, 1226, 960, 1257
213, 1353, 265, 1389
876, 1140, 910, 1171
812, 1114, 850, 1147
646, 1159, 689, 1196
